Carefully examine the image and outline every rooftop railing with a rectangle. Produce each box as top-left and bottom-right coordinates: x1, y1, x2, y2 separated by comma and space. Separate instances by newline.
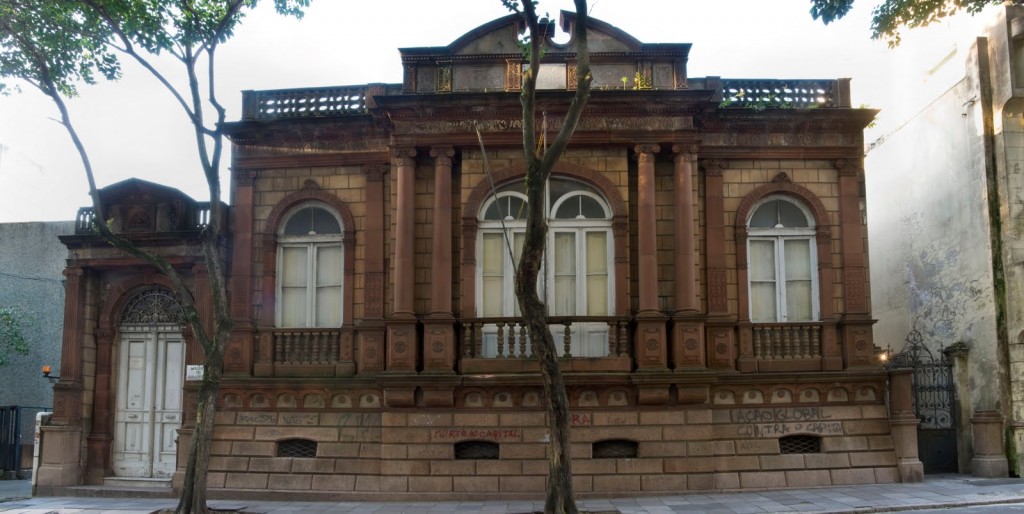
73, 202, 212, 235
237, 78, 851, 121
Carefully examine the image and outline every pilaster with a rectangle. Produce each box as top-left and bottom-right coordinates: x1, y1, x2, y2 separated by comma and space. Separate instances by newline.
424, 146, 456, 374
226, 169, 256, 375
634, 144, 667, 371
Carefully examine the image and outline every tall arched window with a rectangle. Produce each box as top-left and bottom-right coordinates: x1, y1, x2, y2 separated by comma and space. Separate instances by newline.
747, 195, 818, 322
476, 177, 613, 357
276, 203, 344, 327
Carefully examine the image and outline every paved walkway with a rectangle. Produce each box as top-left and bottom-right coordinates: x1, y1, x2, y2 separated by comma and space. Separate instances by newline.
3, 475, 1024, 513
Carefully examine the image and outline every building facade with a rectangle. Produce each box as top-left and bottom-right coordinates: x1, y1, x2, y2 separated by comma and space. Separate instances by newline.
37, 12, 925, 498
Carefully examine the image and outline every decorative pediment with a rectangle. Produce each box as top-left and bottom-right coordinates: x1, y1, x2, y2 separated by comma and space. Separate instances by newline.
398, 11, 689, 94
97, 178, 198, 233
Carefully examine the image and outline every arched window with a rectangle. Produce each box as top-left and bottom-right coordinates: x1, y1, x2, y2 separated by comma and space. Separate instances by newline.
276, 203, 344, 327
746, 196, 818, 322
476, 177, 613, 357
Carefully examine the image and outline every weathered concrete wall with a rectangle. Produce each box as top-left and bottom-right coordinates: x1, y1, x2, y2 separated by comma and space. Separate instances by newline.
866, 48, 1000, 417
0, 221, 72, 468
0, 222, 73, 414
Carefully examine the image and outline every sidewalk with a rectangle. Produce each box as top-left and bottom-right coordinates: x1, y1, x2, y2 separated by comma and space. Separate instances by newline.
3, 475, 1024, 513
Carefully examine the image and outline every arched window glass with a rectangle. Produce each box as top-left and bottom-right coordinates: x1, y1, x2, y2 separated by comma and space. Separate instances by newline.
277, 204, 344, 328
747, 195, 818, 323
477, 177, 613, 357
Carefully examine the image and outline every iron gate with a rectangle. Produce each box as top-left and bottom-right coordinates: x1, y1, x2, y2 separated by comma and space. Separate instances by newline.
886, 330, 958, 473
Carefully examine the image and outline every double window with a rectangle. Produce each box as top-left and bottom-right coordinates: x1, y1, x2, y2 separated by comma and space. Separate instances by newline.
477, 177, 613, 357
276, 204, 344, 327
746, 196, 818, 322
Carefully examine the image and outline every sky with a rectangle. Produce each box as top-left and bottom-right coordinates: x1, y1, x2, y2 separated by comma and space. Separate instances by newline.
0, 0, 986, 222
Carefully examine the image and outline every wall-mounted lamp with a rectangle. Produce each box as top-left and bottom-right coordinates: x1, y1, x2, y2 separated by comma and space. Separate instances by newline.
42, 365, 60, 383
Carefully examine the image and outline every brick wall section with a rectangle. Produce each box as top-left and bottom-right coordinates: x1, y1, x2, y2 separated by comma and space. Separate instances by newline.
210, 401, 897, 496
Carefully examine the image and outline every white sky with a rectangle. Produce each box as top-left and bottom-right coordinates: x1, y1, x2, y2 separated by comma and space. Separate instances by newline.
0, 0, 988, 222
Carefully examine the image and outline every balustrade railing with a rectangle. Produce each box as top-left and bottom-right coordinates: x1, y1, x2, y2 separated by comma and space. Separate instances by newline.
271, 328, 350, 365
242, 85, 373, 120
460, 316, 630, 359
720, 79, 844, 108
752, 323, 822, 360
73, 202, 213, 234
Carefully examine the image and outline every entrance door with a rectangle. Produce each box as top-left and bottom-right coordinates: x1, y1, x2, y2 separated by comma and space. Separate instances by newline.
112, 324, 185, 478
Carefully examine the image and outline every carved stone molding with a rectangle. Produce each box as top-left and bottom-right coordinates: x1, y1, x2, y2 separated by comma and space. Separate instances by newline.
437, 62, 452, 93
505, 59, 522, 92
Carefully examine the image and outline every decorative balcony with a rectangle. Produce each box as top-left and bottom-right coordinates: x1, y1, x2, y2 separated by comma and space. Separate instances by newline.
255, 328, 356, 377
752, 323, 822, 360
458, 316, 633, 373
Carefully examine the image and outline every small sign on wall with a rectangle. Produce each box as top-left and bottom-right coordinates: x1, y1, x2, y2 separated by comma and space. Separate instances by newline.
186, 365, 204, 381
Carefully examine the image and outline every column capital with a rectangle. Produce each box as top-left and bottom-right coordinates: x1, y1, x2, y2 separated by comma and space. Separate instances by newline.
430, 145, 455, 162
391, 147, 417, 166
364, 164, 388, 182
634, 144, 661, 162
700, 159, 726, 176
232, 168, 257, 186
834, 158, 862, 176
671, 144, 699, 163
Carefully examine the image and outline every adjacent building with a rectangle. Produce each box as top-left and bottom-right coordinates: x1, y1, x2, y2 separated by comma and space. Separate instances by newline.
36, 12, 931, 497
866, 4, 1024, 477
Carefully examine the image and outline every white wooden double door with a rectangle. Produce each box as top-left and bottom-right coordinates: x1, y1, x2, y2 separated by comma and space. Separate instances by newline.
112, 324, 185, 478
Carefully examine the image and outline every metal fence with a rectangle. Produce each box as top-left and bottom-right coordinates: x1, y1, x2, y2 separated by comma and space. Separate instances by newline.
0, 406, 50, 475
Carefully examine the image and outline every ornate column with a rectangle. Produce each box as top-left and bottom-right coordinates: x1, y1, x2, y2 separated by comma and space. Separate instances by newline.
357, 165, 387, 374
423, 146, 457, 381
835, 159, 874, 369
387, 148, 419, 374
225, 169, 255, 375
633, 144, 667, 373
671, 145, 704, 370
701, 159, 735, 370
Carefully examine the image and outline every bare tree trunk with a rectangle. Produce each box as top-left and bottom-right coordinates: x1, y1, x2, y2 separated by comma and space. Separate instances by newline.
509, 1, 591, 512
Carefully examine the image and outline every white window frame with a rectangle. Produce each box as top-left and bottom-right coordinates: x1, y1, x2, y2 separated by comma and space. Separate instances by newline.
475, 181, 614, 358
275, 204, 345, 328
746, 196, 819, 323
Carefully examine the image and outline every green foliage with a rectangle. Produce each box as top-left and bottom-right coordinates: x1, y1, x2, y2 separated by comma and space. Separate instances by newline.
0, 306, 33, 367
811, 0, 1024, 46
0, 1, 119, 97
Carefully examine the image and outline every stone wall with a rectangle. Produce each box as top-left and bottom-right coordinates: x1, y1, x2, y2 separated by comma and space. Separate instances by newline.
204, 398, 896, 498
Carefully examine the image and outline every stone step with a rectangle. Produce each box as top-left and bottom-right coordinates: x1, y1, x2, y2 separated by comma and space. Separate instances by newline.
102, 476, 173, 489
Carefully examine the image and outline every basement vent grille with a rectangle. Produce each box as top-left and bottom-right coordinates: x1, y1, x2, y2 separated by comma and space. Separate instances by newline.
454, 440, 499, 460
779, 435, 821, 454
277, 438, 318, 458
592, 439, 639, 459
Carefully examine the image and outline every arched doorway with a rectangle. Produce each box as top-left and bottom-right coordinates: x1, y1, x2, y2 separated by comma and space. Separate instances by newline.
112, 288, 186, 478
